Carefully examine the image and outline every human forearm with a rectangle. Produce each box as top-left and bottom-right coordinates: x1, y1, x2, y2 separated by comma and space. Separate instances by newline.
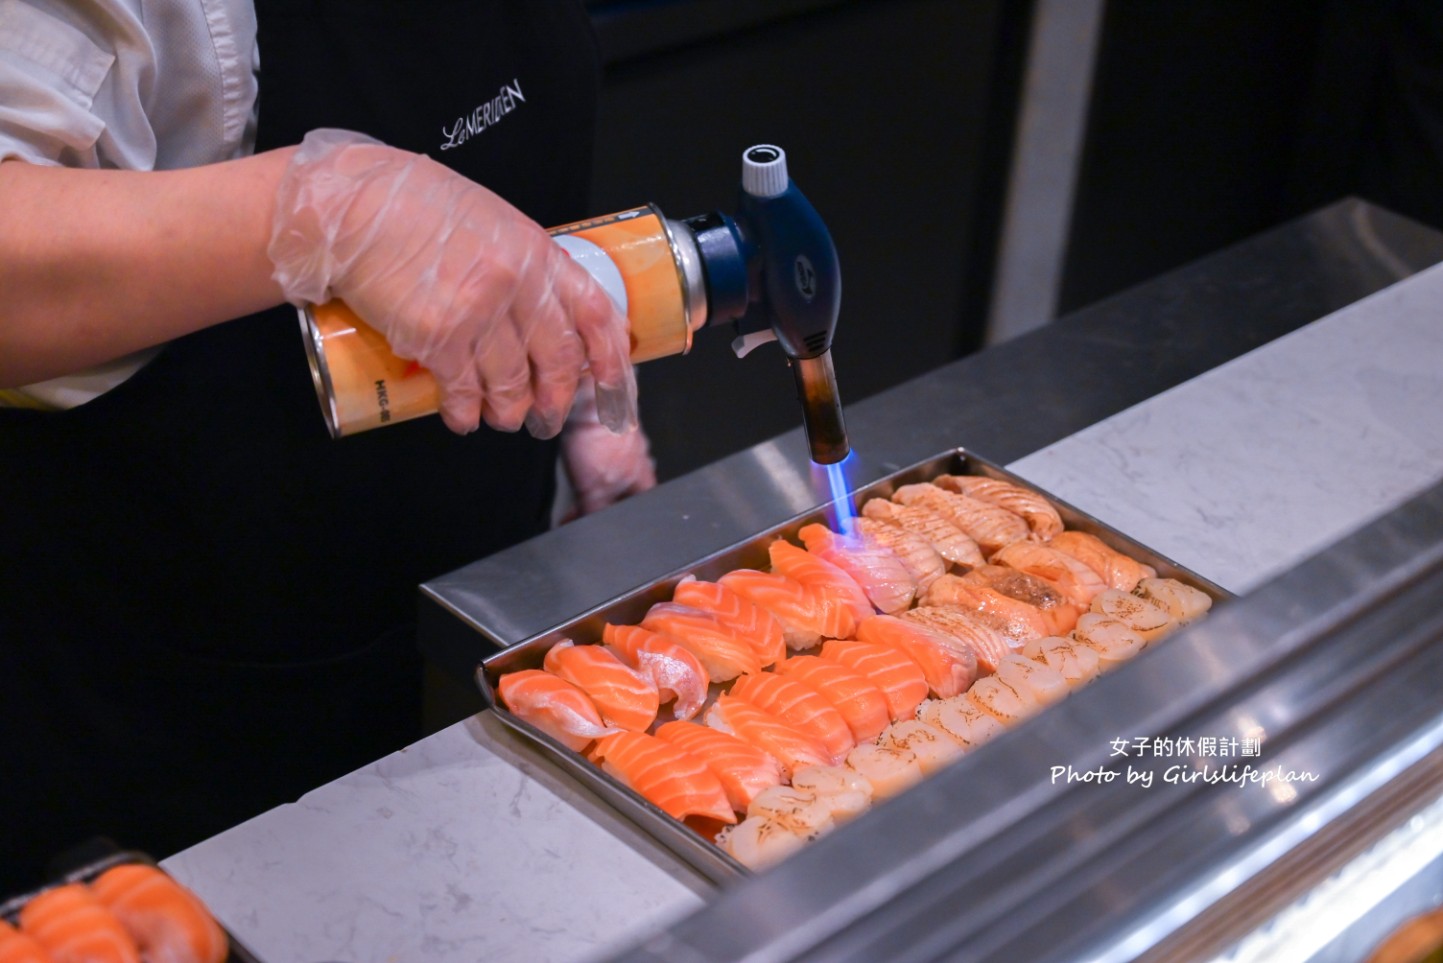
0, 149, 293, 386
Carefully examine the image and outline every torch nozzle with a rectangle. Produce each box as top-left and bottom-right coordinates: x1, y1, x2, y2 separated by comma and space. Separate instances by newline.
792, 351, 850, 465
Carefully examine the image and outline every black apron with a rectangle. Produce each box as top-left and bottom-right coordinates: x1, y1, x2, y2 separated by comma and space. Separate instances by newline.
0, 0, 600, 890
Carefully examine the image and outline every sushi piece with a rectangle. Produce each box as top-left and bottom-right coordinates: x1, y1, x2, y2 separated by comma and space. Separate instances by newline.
991, 541, 1108, 607
790, 764, 875, 822
719, 568, 847, 648
1134, 578, 1214, 625
773, 655, 892, 743
716, 815, 811, 871
994, 653, 1069, 707
860, 498, 985, 568
891, 483, 1029, 555
602, 623, 709, 722
923, 573, 1067, 640
966, 675, 1042, 726
916, 696, 1006, 750
672, 576, 786, 668
746, 785, 837, 837
798, 523, 917, 615
933, 474, 1064, 540
1048, 531, 1157, 592
0, 920, 53, 963
705, 694, 833, 779
1020, 635, 1102, 688
591, 731, 736, 824
898, 605, 1013, 674
877, 719, 965, 775
855, 614, 977, 698
543, 640, 660, 732
641, 602, 761, 682
90, 863, 228, 963
820, 639, 930, 722
845, 742, 926, 799
729, 672, 854, 763
19, 883, 140, 963
496, 669, 620, 752
767, 539, 874, 628
852, 516, 948, 592
1090, 589, 1175, 643
655, 720, 785, 812
960, 565, 1084, 636
1071, 613, 1147, 670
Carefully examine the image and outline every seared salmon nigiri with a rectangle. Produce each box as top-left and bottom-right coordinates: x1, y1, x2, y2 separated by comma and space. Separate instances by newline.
891, 483, 1029, 555
898, 605, 1014, 674
860, 498, 984, 568
798, 523, 917, 615
932, 474, 1064, 540
90, 863, 229, 963
851, 516, 948, 592
544, 640, 660, 732
991, 541, 1109, 607
1048, 530, 1157, 592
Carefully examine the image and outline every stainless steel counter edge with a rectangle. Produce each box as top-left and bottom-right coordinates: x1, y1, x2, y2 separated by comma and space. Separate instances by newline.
419, 199, 1443, 677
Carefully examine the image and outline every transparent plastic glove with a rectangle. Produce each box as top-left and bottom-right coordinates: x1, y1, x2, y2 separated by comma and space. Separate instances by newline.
268, 128, 637, 437
559, 379, 657, 519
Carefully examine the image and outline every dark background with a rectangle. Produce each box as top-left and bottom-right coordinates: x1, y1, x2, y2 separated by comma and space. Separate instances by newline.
583, 0, 1442, 481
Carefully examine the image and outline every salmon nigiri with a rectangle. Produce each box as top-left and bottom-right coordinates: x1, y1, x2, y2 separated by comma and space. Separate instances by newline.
900, 605, 1014, 674
798, 523, 917, 615
543, 640, 660, 732
855, 614, 977, 698
602, 623, 709, 721
891, 483, 1029, 555
655, 720, 784, 812
705, 693, 833, 779
0, 920, 52, 963
1049, 531, 1157, 592
960, 566, 1083, 636
729, 671, 854, 762
672, 576, 786, 668
860, 498, 984, 568
718, 569, 847, 649
497, 669, 620, 751
773, 655, 891, 743
924, 572, 1071, 640
641, 602, 761, 682
591, 731, 736, 824
932, 474, 1064, 541
820, 639, 929, 721
767, 539, 874, 628
90, 863, 228, 963
20, 883, 139, 963
851, 516, 948, 592
991, 541, 1108, 607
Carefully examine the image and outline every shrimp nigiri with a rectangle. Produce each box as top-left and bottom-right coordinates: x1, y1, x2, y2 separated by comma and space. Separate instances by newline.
767, 539, 873, 628
860, 498, 984, 568
705, 693, 833, 779
932, 474, 1064, 540
891, 483, 1029, 555
602, 623, 709, 721
820, 639, 929, 722
672, 576, 786, 668
544, 640, 659, 732
655, 720, 784, 812
773, 654, 891, 743
591, 731, 736, 824
798, 523, 917, 615
497, 669, 619, 751
641, 602, 761, 682
729, 671, 854, 763
19, 883, 139, 963
90, 863, 228, 963
856, 614, 977, 698
1048, 531, 1157, 592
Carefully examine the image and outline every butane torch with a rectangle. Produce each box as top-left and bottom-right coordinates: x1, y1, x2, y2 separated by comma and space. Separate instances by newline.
686, 145, 851, 464
300, 144, 850, 463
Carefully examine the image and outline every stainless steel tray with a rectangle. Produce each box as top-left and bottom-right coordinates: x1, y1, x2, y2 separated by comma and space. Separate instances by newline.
475, 448, 1231, 884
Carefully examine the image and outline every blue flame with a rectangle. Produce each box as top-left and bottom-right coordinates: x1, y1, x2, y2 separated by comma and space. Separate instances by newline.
815, 451, 859, 532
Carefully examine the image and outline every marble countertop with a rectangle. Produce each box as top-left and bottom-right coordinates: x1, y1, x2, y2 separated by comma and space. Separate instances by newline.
161, 256, 1443, 962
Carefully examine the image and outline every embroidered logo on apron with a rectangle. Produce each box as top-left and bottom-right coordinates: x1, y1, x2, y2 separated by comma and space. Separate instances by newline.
440, 78, 526, 151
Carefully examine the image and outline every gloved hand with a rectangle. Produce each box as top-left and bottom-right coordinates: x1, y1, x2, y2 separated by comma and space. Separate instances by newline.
559, 378, 657, 519
268, 128, 637, 438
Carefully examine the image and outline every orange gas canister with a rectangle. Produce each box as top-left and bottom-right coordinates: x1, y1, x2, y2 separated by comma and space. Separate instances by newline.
300, 205, 707, 437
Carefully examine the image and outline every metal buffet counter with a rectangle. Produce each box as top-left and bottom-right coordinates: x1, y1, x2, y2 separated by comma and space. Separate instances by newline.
161, 199, 1443, 962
